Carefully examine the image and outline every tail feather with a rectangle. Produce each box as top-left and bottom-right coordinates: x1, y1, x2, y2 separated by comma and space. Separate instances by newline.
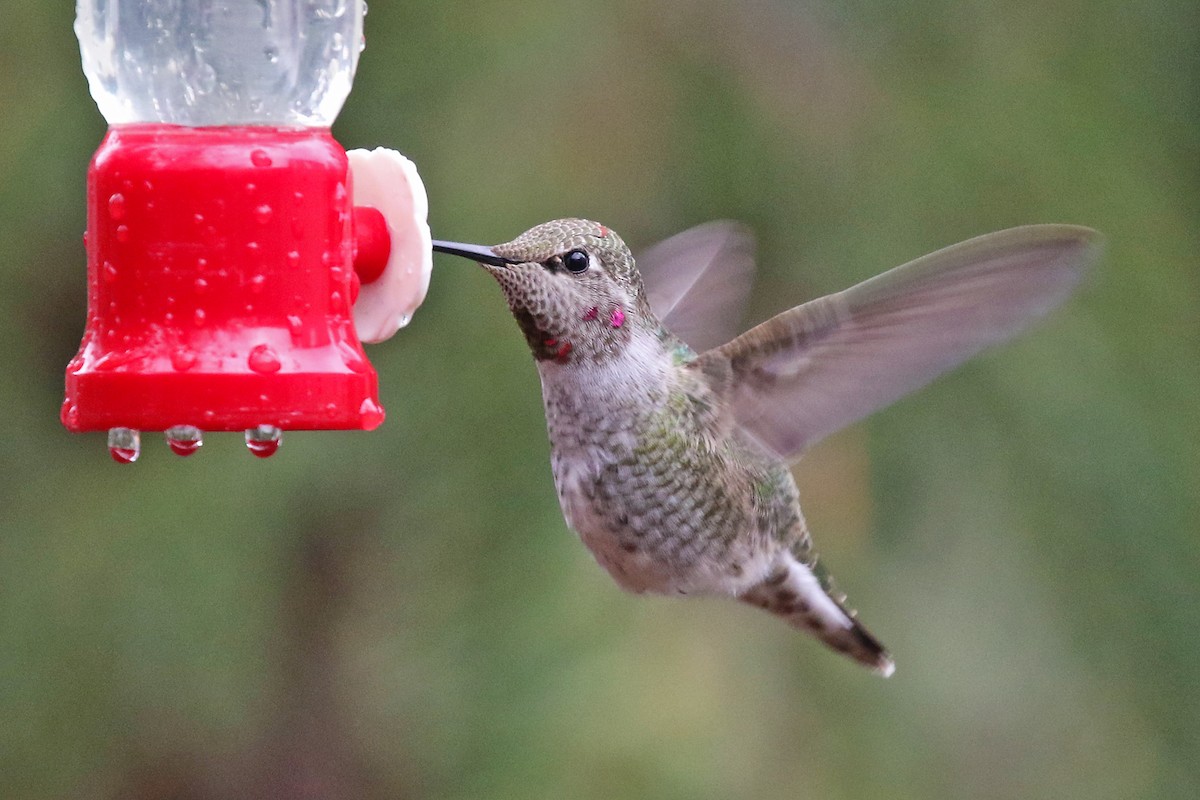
740, 554, 895, 677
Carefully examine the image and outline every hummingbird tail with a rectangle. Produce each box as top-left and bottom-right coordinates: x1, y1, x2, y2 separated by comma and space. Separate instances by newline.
740, 555, 895, 677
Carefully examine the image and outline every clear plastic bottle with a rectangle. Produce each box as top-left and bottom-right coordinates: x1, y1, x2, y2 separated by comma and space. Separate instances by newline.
75, 0, 365, 126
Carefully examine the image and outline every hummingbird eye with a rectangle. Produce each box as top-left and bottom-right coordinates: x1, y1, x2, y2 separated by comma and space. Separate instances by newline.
563, 249, 591, 274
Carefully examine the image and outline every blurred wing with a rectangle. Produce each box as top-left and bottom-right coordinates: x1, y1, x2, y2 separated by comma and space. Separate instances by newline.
640, 221, 757, 353
699, 225, 1102, 461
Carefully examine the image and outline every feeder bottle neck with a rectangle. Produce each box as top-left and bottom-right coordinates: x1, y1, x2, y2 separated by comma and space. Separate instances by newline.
75, 0, 366, 127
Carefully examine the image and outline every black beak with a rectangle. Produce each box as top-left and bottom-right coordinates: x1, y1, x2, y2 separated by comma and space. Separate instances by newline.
432, 240, 515, 268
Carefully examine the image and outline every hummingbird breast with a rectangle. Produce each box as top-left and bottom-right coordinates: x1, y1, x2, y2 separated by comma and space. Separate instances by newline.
537, 333, 782, 597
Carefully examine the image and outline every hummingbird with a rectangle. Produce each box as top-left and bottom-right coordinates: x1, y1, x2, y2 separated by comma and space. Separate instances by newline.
432, 219, 1100, 676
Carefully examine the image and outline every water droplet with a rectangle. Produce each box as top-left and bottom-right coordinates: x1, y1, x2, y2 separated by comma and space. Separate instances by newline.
194, 308, 207, 326
248, 344, 281, 374
171, 348, 197, 371
246, 241, 260, 255
193, 212, 205, 225
245, 182, 256, 193
116, 224, 130, 243
108, 427, 140, 463
62, 402, 80, 428
245, 425, 282, 458
108, 193, 127, 220
324, 402, 339, 418
251, 149, 272, 168
287, 250, 301, 267
397, 313, 413, 329
194, 277, 208, 292
359, 397, 385, 429
196, 62, 217, 93
197, 257, 208, 269
102, 261, 118, 283
264, 45, 279, 63
249, 274, 266, 292
286, 314, 304, 336
164, 425, 203, 456
254, 204, 273, 224
338, 341, 367, 373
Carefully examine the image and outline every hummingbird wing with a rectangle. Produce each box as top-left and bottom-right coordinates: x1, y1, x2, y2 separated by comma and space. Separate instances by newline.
640, 221, 757, 353
699, 225, 1102, 462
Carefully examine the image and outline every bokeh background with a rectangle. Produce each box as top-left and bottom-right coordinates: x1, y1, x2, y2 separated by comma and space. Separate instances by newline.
2, 1, 1197, 798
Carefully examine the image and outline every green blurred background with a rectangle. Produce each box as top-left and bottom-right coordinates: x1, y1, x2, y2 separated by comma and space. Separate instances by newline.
2, 1, 1197, 798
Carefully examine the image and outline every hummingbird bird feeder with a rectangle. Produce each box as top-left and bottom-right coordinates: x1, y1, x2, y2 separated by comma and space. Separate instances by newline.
64, 0, 431, 462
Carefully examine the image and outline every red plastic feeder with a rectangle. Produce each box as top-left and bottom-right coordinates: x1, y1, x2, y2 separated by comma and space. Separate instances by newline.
63, 125, 385, 444
66, 0, 422, 462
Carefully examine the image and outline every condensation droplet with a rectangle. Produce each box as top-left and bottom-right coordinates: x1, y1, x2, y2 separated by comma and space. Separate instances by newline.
171, 348, 197, 371
287, 250, 301, 267
108, 193, 127, 220
286, 314, 304, 336
194, 308, 207, 326
62, 403, 80, 428
194, 277, 208, 292
102, 261, 118, 283
108, 427, 140, 463
164, 425, 203, 456
245, 425, 282, 458
196, 62, 217, 93
359, 397, 385, 429
254, 204, 273, 224
115, 224, 130, 243
248, 344, 281, 374
251, 149, 272, 168
338, 341, 367, 373
249, 274, 266, 292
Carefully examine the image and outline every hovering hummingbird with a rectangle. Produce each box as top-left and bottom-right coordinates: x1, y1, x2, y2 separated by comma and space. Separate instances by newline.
432, 219, 1100, 676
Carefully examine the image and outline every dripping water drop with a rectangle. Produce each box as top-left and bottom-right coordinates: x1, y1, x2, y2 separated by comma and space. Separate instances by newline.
164, 425, 203, 456
245, 425, 282, 458
108, 427, 140, 463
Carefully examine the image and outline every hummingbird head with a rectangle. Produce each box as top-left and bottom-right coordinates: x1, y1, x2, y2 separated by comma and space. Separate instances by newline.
434, 218, 652, 365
